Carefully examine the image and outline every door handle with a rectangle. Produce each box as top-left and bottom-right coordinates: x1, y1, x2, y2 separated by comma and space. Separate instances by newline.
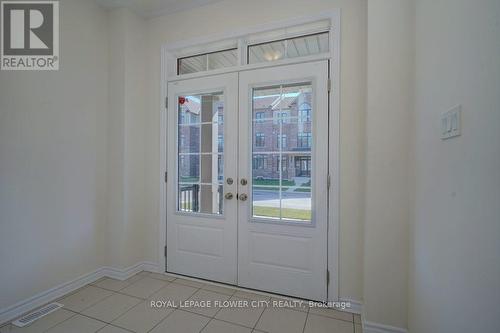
224, 192, 234, 200
239, 193, 248, 201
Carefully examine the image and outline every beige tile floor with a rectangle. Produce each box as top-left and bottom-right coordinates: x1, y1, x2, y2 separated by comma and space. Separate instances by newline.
1, 271, 362, 333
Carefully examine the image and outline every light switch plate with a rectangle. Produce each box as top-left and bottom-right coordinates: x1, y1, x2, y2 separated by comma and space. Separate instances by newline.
441, 105, 461, 140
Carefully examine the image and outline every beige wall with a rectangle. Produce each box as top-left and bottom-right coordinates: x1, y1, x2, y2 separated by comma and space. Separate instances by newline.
410, 0, 500, 332
363, 0, 414, 329
0, 0, 109, 308
107, 8, 149, 269
143, 0, 368, 302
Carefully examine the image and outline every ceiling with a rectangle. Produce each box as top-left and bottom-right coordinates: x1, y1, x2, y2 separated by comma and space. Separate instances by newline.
95, 0, 224, 18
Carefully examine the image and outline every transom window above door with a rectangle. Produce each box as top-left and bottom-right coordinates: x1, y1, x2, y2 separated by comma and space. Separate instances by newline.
172, 20, 331, 76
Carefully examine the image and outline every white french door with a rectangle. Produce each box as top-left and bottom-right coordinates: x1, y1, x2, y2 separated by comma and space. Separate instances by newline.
167, 61, 329, 301
166, 73, 238, 284
237, 61, 329, 301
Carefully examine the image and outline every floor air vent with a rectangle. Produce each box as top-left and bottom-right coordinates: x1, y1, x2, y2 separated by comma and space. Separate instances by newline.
12, 303, 64, 327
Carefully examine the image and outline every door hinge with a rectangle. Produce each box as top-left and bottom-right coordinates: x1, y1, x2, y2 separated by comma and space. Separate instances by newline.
327, 269, 330, 285
164, 246, 167, 258
165, 97, 168, 109
327, 79, 332, 92
327, 174, 331, 190
164, 171, 168, 183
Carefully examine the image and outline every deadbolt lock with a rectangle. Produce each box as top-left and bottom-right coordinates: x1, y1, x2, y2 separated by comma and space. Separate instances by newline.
226, 178, 233, 185
240, 178, 248, 186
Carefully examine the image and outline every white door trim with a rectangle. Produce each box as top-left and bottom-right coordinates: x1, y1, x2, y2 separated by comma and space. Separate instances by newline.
159, 9, 340, 302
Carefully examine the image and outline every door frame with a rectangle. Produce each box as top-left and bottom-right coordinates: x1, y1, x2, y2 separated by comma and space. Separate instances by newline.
159, 10, 341, 302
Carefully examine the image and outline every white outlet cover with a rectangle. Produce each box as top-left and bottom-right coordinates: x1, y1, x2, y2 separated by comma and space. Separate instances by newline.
441, 105, 461, 140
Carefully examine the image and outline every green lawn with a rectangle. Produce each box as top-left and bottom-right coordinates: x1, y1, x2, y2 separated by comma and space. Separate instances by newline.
294, 187, 311, 193
253, 206, 311, 221
179, 177, 199, 183
253, 179, 295, 191
253, 179, 295, 186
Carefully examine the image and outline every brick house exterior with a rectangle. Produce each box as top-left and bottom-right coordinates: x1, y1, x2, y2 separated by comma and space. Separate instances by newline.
252, 89, 312, 181
178, 89, 312, 183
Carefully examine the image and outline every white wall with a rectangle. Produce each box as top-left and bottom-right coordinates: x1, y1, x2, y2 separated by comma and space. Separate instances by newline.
0, 0, 109, 308
143, 0, 368, 303
410, 0, 500, 332
363, 0, 414, 330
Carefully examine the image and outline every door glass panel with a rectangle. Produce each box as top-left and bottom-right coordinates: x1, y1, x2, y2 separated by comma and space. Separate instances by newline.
177, 92, 224, 215
251, 83, 312, 222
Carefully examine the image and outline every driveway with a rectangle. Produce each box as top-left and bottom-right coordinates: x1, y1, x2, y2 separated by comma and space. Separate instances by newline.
253, 190, 311, 210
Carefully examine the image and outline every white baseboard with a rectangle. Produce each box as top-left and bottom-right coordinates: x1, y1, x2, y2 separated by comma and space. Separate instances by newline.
0, 261, 159, 325
100, 261, 159, 280
363, 320, 408, 333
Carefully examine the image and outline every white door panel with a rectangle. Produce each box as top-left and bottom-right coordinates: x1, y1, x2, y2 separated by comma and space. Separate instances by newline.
166, 73, 238, 284
237, 61, 329, 301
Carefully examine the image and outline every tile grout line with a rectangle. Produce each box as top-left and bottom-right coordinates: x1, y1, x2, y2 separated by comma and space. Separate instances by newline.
301, 310, 309, 333
251, 301, 267, 332
90, 277, 179, 302
59, 308, 136, 333
306, 311, 356, 323
145, 284, 204, 333
200, 288, 237, 332
61, 289, 118, 315
198, 316, 212, 333
39, 310, 78, 333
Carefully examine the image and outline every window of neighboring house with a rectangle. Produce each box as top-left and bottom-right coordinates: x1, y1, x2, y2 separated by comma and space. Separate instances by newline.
255, 132, 265, 147
295, 156, 311, 177
253, 155, 266, 169
276, 134, 287, 148
276, 156, 288, 171
255, 112, 265, 122
299, 103, 311, 122
298, 132, 311, 148
273, 110, 290, 124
